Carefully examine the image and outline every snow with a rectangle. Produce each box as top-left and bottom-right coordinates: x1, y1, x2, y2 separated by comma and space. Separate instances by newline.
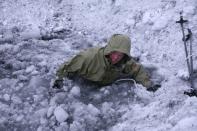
16, 115, 24, 122
171, 117, 197, 131
152, 15, 170, 31
54, 106, 69, 123
0, 0, 197, 131
70, 86, 81, 97
3, 94, 10, 101
87, 104, 100, 116
11, 95, 22, 104
177, 69, 189, 80
47, 106, 55, 118
25, 65, 36, 73
184, 6, 196, 16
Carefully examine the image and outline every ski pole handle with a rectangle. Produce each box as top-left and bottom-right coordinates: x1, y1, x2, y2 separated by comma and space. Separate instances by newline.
176, 12, 188, 24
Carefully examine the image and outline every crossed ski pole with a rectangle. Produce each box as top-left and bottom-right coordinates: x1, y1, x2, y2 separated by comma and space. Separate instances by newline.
176, 12, 196, 96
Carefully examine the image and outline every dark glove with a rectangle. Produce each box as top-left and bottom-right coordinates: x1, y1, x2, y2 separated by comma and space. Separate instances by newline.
52, 79, 63, 89
147, 84, 161, 92
184, 89, 197, 97
66, 72, 76, 79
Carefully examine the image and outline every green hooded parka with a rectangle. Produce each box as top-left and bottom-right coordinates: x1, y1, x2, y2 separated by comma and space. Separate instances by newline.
56, 34, 152, 88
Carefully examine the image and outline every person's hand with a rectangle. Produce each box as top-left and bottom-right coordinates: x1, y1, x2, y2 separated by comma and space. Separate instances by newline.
184, 89, 197, 97
147, 84, 161, 92
66, 72, 76, 79
52, 79, 63, 89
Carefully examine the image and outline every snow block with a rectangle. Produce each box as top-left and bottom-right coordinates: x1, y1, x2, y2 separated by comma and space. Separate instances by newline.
54, 106, 69, 123
70, 86, 81, 97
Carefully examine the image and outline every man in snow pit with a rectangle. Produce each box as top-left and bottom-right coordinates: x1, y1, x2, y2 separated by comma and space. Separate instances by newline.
53, 34, 160, 91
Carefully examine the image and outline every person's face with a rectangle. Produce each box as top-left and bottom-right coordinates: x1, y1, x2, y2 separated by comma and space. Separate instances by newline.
109, 51, 124, 64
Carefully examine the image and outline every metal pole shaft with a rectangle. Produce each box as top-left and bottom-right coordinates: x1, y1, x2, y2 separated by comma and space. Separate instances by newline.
189, 29, 194, 88
180, 24, 191, 76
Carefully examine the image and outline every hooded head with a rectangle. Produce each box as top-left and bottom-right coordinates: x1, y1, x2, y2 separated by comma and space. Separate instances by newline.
104, 34, 131, 57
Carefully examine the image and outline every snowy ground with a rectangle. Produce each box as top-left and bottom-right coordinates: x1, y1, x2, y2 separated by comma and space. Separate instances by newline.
1, 0, 197, 131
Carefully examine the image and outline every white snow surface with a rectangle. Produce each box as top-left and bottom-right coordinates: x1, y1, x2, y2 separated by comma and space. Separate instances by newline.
54, 106, 69, 123
0, 0, 197, 131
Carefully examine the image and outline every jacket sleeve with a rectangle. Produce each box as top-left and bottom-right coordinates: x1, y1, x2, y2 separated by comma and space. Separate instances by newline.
56, 54, 85, 80
123, 58, 152, 88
